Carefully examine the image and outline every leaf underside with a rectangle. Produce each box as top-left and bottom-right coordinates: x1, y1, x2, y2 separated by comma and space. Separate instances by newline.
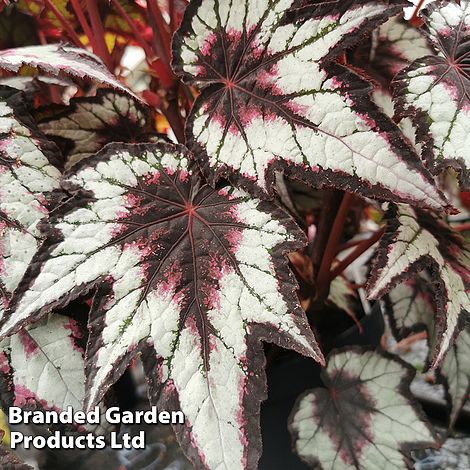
440, 326, 470, 427
289, 348, 436, 470
1, 141, 322, 469
384, 276, 435, 340
327, 275, 361, 325
173, 0, 448, 211
0, 44, 137, 98
368, 204, 470, 367
393, 0, 470, 188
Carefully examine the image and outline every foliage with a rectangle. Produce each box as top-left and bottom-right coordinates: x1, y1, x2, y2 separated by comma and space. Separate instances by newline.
0, 1, 470, 469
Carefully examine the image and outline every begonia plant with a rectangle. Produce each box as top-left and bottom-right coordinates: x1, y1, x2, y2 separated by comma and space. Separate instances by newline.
0, 0, 469, 469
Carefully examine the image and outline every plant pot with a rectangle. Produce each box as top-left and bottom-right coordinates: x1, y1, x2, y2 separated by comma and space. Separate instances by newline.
259, 303, 385, 470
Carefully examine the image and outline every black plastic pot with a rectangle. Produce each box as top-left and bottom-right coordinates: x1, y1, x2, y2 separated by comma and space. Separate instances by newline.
259, 303, 385, 470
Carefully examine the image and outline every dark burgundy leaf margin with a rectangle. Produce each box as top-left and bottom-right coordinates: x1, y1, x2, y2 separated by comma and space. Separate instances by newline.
0, 312, 111, 435
0, 141, 323, 469
393, 0, 470, 188
288, 347, 437, 470
36, 89, 158, 170
0, 86, 62, 321
172, 0, 449, 212
439, 327, 470, 428
350, 14, 433, 87
368, 204, 470, 367
384, 279, 470, 429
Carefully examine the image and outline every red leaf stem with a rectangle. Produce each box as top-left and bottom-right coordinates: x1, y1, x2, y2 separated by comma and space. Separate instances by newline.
85, 0, 113, 70
336, 237, 367, 254
44, 0, 83, 46
315, 192, 355, 303
147, 0, 172, 70
329, 227, 386, 281
169, 0, 176, 32
110, 0, 155, 59
453, 222, 470, 232
410, 0, 426, 26
70, 0, 95, 49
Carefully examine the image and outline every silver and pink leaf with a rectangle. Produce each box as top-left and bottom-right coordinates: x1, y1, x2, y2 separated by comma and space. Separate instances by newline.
393, 1, 470, 188
0, 141, 323, 469
36, 90, 157, 170
368, 204, 470, 366
0, 44, 136, 98
289, 348, 437, 470
173, 0, 448, 210
0, 313, 109, 434
0, 88, 61, 323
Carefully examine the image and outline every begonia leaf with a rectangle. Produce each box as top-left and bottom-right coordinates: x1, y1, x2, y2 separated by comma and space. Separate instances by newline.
393, 0, 470, 188
172, 0, 448, 211
289, 348, 437, 470
0, 313, 109, 434
385, 278, 470, 428
354, 15, 433, 84
37, 89, 156, 170
0, 44, 136, 98
0, 87, 61, 323
384, 276, 434, 339
0, 141, 323, 469
440, 327, 470, 427
327, 275, 361, 326
368, 204, 470, 366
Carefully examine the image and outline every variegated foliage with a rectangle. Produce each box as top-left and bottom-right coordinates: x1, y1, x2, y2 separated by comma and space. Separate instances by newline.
327, 275, 361, 325
386, 278, 470, 428
393, 0, 470, 188
173, 0, 449, 211
352, 14, 433, 85
0, 44, 137, 98
370, 15, 433, 81
36, 90, 158, 170
0, 87, 61, 321
0, 312, 110, 434
368, 204, 470, 366
0, 141, 322, 469
2, 1, 470, 469
289, 349, 436, 470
